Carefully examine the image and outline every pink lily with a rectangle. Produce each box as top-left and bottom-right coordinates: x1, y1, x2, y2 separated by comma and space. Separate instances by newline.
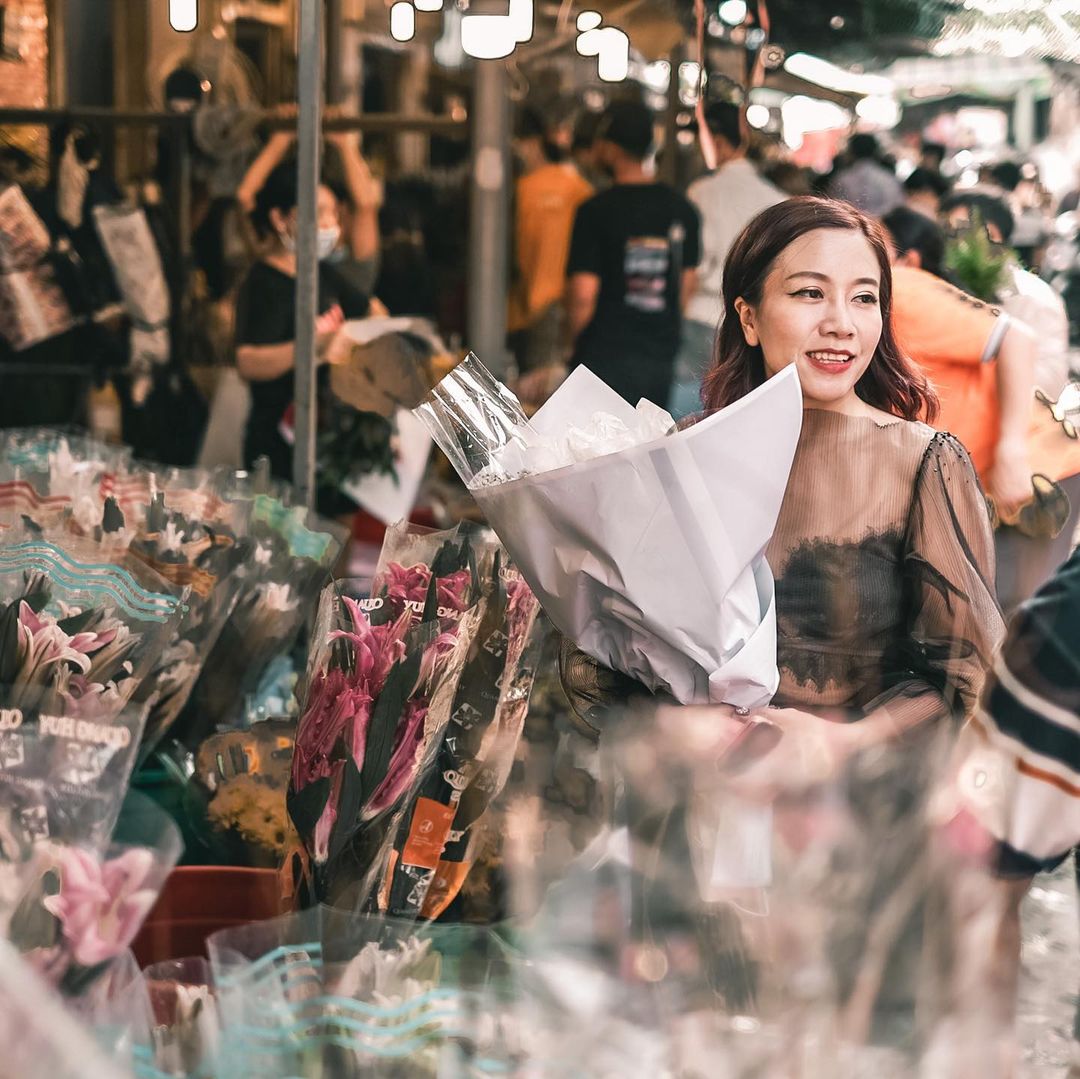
43, 846, 159, 968
436, 569, 472, 614
312, 761, 346, 863
383, 562, 432, 608
362, 698, 429, 819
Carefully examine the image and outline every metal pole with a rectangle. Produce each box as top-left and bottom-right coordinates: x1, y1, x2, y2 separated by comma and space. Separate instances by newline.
294, 0, 323, 509
326, 0, 344, 105
467, 59, 511, 376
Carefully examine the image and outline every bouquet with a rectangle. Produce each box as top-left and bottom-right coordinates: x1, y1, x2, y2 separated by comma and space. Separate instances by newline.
185, 493, 347, 743
374, 523, 544, 920
415, 355, 803, 710
288, 533, 485, 909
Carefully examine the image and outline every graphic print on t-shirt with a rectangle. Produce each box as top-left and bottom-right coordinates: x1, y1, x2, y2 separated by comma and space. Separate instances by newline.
623, 235, 671, 313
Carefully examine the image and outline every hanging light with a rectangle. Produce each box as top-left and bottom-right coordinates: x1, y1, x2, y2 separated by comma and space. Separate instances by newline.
576, 9, 602, 32
509, 0, 534, 43
576, 24, 604, 56
718, 0, 747, 26
461, 10, 516, 59
390, 1, 416, 41
596, 27, 629, 82
746, 103, 771, 129
415, 0, 443, 11
169, 0, 198, 32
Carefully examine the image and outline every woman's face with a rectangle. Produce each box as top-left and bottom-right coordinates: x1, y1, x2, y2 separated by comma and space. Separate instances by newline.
274, 185, 340, 240
734, 228, 884, 412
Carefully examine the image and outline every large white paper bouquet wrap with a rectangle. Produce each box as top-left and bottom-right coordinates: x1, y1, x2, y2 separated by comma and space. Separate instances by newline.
415, 354, 802, 711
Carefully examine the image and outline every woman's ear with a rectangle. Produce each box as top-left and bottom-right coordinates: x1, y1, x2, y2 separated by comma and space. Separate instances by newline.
733, 297, 759, 347
898, 249, 922, 269
268, 207, 288, 235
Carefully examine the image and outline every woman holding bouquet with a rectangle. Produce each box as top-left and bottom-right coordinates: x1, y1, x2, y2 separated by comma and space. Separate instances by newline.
562, 196, 1005, 1049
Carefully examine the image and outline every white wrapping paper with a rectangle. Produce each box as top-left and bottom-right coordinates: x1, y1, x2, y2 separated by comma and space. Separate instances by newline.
458, 364, 802, 706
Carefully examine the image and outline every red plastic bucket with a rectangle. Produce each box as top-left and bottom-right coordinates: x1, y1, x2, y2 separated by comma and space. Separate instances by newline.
132, 866, 289, 967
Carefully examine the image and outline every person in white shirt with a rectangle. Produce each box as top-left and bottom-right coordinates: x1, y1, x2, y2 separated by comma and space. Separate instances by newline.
670, 103, 784, 417
828, 133, 904, 218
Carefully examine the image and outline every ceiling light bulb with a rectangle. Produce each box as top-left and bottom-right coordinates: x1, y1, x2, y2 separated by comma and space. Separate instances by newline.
461, 13, 517, 59
746, 103, 770, 128
169, 0, 198, 32
576, 10, 602, 31
596, 27, 629, 82
415, 0, 443, 11
390, 1, 416, 41
718, 0, 747, 26
509, 0, 533, 43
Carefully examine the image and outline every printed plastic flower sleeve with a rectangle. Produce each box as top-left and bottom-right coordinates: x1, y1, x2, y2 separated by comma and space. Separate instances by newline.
208, 907, 518, 1078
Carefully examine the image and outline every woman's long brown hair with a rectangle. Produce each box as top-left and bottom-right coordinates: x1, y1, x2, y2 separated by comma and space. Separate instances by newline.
700, 197, 938, 423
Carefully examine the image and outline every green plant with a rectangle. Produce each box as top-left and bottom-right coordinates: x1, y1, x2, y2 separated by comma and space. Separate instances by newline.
944, 212, 1013, 303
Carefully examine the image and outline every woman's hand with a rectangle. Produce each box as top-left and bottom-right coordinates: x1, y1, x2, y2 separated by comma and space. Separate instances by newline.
722, 706, 862, 804
316, 304, 346, 361
988, 435, 1033, 522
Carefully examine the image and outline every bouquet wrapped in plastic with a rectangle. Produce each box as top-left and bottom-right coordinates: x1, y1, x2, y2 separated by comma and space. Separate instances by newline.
415, 355, 803, 710
186, 493, 347, 742
372, 522, 544, 920
208, 907, 518, 1078
3, 786, 182, 999
287, 533, 484, 909
0, 429, 132, 534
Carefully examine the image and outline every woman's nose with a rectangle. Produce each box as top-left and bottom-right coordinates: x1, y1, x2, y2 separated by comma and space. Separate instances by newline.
820, 300, 855, 337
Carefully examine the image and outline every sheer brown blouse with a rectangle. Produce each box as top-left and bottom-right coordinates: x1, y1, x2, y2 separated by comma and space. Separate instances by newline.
562, 409, 1005, 729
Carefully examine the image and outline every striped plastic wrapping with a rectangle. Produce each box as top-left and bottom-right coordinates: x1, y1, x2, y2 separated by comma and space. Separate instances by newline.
207, 908, 521, 1077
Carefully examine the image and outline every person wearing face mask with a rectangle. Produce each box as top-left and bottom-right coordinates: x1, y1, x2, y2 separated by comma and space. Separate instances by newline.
234, 160, 376, 504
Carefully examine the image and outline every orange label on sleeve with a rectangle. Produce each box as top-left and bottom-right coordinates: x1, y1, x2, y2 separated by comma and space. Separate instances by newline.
401, 798, 456, 870
420, 860, 472, 919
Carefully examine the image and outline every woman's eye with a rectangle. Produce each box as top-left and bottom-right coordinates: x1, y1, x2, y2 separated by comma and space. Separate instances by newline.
792, 288, 823, 299
855, 293, 879, 305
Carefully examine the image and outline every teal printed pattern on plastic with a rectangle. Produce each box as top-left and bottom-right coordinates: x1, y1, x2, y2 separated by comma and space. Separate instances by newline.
0, 541, 180, 622
251, 496, 332, 562
215, 944, 510, 1071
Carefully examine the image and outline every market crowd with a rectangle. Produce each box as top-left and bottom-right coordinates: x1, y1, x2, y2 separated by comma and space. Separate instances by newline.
3, 78, 1080, 1072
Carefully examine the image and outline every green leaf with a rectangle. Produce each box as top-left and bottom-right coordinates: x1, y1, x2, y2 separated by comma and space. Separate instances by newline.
359, 645, 423, 800
0, 602, 20, 684
421, 570, 439, 626
328, 757, 363, 862
286, 775, 332, 838
430, 538, 464, 579
56, 608, 96, 636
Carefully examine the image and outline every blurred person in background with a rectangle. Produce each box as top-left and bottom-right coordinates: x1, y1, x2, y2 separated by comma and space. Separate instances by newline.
562, 197, 1003, 1050
237, 105, 382, 284
883, 205, 948, 280
764, 160, 814, 197
561, 100, 701, 409
507, 106, 593, 377
904, 166, 951, 221
919, 140, 947, 174
936, 545, 1080, 1076
942, 190, 1069, 396
885, 200, 1080, 614
671, 102, 785, 417
234, 161, 376, 512
828, 132, 904, 217
990, 161, 1048, 271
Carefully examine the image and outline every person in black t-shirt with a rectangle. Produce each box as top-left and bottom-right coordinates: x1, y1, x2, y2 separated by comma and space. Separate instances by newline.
234, 161, 374, 509
563, 100, 701, 407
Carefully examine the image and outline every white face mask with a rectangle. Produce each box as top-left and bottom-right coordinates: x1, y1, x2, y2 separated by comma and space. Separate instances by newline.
317, 225, 341, 260
277, 225, 340, 259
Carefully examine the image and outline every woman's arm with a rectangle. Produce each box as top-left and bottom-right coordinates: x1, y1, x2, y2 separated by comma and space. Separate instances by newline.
989, 319, 1037, 515
237, 107, 297, 213
237, 341, 297, 382
326, 125, 382, 262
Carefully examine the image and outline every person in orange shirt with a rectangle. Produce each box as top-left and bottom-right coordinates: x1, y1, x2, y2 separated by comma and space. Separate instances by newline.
886, 215, 1080, 611
507, 107, 593, 376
